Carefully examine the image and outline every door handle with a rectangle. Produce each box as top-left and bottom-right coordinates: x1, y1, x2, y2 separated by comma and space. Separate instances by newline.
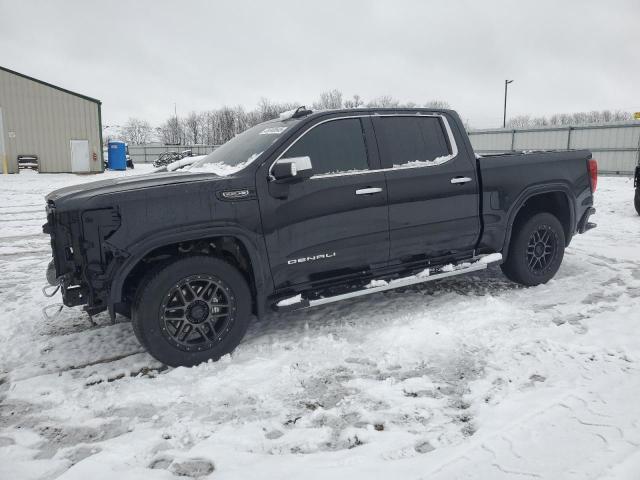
355, 187, 383, 195
450, 176, 472, 184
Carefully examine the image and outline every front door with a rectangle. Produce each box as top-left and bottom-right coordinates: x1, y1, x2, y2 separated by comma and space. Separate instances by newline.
372, 114, 481, 265
258, 117, 390, 290
70, 140, 90, 172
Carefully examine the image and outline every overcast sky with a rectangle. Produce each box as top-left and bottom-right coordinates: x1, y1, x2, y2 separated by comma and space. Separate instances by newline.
1, 0, 638, 129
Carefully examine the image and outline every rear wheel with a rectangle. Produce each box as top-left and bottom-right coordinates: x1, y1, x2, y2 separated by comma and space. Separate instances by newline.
132, 256, 251, 367
501, 212, 565, 286
634, 187, 640, 216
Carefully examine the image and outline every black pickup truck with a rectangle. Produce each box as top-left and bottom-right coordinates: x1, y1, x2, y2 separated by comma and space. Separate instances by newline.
43, 108, 597, 366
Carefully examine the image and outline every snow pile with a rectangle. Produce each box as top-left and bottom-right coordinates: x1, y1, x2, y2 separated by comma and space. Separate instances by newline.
478, 252, 503, 264
187, 153, 261, 176
165, 155, 207, 171
393, 155, 450, 168
0, 170, 639, 479
276, 294, 302, 307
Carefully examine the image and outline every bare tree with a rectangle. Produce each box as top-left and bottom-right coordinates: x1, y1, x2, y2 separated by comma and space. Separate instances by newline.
366, 95, 400, 108
157, 116, 183, 145
313, 89, 343, 110
183, 112, 203, 145
120, 118, 152, 144
254, 98, 299, 122
153, 92, 461, 147
424, 100, 451, 109
506, 115, 531, 128
508, 109, 633, 128
344, 94, 364, 109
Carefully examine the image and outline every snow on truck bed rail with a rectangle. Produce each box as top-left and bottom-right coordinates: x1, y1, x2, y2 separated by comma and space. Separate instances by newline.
0, 168, 639, 479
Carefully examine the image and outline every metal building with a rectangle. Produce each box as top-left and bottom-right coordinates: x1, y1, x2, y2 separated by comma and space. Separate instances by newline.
0, 66, 103, 174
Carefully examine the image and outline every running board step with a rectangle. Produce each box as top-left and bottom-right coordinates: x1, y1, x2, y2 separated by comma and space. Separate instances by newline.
273, 253, 503, 312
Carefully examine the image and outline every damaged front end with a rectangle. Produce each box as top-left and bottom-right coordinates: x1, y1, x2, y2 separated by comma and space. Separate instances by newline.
43, 201, 125, 316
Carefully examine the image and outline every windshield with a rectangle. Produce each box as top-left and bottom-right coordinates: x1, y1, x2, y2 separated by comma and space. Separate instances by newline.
189, 120, 295, 175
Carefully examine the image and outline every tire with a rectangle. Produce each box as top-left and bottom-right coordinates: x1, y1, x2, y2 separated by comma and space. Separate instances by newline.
635, 187, 640, 216
501, 212, 565, 286
132, 256, 252, 367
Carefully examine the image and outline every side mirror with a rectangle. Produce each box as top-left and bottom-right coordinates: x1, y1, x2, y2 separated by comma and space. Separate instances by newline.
271, 156, 313, 182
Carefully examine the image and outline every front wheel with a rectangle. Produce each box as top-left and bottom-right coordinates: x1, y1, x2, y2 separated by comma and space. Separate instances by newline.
132, 256, 252, 367
501, 212, 566, 286
634, 187, 640, 216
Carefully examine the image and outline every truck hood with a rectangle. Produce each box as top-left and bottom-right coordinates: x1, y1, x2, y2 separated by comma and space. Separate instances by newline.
46, 171, 219, 206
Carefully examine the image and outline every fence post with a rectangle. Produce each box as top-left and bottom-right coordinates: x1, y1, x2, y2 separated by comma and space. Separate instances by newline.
566, 127, 572, 150
636, 128, 640, 167
511, 129, 516, 152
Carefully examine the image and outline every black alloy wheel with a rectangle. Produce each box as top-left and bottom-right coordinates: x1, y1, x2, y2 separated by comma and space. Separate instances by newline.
132, 256, 251, 367
501, 212, 565, 286
160, 274, 236, 352
526, 225, 558, 275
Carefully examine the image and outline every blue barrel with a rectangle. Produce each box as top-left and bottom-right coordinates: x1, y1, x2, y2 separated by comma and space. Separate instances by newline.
107, 141, 127, 170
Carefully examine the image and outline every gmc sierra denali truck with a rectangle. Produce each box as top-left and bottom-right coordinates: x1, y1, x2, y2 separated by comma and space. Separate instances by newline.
43, 107, 597, 366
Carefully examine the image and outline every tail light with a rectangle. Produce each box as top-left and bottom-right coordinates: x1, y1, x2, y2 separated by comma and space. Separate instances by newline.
588, 158, 598, 193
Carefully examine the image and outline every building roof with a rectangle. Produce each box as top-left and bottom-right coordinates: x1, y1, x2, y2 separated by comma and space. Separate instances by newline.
0, 65, 101, 105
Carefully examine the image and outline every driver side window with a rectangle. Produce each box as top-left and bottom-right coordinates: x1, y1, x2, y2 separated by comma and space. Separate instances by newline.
281, 118, 369, 176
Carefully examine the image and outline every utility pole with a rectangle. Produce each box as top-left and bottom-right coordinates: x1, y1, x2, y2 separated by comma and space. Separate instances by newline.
174, 103, 179, 145
503, 79, 514, 128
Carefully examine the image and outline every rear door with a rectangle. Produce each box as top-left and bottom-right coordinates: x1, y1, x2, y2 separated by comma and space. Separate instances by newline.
258, 117, 390, 290
372, 114, 480, 265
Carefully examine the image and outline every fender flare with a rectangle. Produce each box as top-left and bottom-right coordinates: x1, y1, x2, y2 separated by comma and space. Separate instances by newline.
108, 224, 273, 317
501, 183, 576, 258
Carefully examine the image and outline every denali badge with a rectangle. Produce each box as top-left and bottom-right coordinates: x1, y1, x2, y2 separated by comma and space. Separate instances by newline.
287, 252, 336, 265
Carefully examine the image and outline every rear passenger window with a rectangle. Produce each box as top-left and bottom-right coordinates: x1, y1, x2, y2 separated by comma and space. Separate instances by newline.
282, 118, 369, 175
374, 117, 452, 168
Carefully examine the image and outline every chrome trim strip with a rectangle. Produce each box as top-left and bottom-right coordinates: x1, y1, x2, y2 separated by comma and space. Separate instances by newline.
267, 113, 459, 180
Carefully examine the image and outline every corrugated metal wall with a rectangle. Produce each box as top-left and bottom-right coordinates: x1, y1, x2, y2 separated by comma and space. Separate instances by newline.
0, 68, 102, 173
127, 144, 218, 164
468, 123, 640, 174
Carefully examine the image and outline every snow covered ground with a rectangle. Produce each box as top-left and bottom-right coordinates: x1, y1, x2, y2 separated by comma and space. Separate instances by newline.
1, 167, 639, 479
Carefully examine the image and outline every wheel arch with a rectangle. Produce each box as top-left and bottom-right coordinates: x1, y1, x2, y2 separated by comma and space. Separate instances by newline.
109, 225, 272, 319
502, 184, 575, 259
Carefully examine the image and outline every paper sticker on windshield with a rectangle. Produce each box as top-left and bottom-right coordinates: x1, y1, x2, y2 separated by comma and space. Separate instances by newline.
260, 127, 287, 135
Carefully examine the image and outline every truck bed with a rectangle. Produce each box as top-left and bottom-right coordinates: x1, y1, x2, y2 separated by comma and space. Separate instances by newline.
476, 149, 593, 253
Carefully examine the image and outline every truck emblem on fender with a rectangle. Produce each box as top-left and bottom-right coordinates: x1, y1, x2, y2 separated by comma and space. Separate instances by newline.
287, 252, 336, 265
